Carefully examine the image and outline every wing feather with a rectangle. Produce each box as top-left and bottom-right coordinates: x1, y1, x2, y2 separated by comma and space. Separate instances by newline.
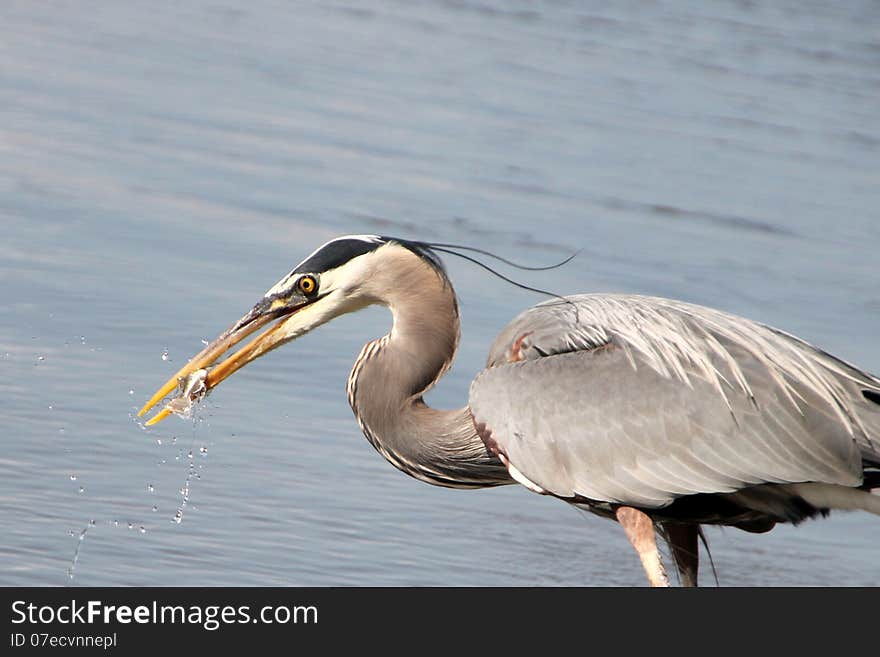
471, 294, 878, 507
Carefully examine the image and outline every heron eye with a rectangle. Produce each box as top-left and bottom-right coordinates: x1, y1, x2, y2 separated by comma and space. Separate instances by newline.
298, 275, 318, 295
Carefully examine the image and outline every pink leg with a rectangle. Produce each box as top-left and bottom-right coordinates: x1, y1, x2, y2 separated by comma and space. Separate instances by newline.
615, 506, 669, 587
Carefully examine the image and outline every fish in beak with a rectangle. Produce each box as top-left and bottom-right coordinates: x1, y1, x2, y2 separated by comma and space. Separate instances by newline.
138, 234, 397, 425
137, 291, 320, 426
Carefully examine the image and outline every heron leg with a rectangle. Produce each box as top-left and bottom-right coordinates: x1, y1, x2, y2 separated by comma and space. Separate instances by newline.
615, 506, 669, 587
662, 522, 699, 587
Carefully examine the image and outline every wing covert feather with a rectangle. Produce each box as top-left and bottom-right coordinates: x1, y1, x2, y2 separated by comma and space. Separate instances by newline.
470, 295, 873, 507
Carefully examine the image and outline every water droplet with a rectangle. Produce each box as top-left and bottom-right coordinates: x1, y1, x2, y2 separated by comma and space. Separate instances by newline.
171, 436, 177, 445
68, 529, 75, 537
80, 336, 86, 343
139, 526, 146, 534
161, 349, 170, 361
69, 474, 77, 481
127, 522, 133, 530
201, 339, 209, 346
156, 438, 162, 445
187, 450, 193, 460
128, 389, 134, 395
48, 404, 53, 410
88, 519, 96, 527
199, 445, 208, 455
36, 355, 45, 362
113, 520, 119, 527
78, 486, 84, 494
152, 505, 158, 512
58, 427, 65, 434
148, 484, 154, 493
173, 510, 183, 524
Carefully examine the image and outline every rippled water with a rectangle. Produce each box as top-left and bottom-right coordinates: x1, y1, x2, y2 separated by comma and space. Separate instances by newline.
1, 0, 878, 586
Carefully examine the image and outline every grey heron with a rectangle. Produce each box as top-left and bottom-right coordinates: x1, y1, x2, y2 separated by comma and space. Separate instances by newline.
139, 234, 880, 586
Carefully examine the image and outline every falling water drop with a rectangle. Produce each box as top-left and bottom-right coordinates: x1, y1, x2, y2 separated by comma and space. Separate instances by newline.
67, 524, 90, 580
161, 349, 170, 361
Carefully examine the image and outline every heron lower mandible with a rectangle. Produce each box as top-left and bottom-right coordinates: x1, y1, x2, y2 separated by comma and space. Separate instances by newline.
139, 235, 880, 586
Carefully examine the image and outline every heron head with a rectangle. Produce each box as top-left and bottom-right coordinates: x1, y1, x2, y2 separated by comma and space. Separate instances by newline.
138, 234, 447, 425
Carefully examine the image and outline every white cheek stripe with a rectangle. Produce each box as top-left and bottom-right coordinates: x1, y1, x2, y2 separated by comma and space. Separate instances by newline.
264, 272, 297, 297
263, 235, 383, 298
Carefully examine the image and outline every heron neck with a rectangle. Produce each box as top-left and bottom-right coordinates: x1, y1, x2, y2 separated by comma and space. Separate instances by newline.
346, 262, 511, 488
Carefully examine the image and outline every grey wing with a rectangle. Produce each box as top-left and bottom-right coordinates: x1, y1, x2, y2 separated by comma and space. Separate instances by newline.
470, 294, 880, 507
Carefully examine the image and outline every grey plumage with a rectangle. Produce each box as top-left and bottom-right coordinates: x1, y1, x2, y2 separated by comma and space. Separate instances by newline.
472, 294, 880, 527
343, 242, 511, 489
141, 235, 880, 585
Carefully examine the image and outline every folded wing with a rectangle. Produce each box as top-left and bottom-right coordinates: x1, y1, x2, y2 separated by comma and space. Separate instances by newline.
470, 294, 880, 508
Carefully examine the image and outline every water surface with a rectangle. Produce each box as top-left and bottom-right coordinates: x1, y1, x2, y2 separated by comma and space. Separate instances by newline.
1, 0, 878, 586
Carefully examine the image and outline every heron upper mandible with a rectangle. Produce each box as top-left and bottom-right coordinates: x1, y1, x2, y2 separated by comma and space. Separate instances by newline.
139, 235, 880, 586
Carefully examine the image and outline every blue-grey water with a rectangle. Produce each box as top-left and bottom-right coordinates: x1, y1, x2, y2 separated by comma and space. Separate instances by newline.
2, 0, 878, 586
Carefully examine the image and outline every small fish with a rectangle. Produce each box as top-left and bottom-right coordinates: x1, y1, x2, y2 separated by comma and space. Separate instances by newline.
146, 369, 209, 425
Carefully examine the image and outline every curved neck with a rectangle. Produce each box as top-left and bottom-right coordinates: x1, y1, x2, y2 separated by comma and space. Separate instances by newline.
346, 255, 511, 488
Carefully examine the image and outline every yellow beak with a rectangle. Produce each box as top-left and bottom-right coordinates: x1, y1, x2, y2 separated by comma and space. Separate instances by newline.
137, 299, 308, 426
